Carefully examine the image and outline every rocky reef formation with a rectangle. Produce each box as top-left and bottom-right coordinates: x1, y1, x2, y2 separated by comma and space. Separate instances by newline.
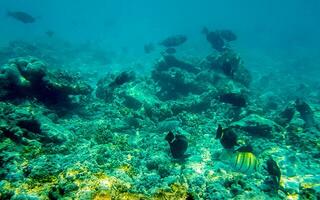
0, 57, 92, 106
0, 102, 65, 145
151, 50, 250, 104
0, 38, 319, 200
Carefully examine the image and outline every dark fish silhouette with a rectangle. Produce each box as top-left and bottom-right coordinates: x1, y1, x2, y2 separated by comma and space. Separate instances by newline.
165, 131, 188, 159
265, 157, 281, 187
7, 11, 36, 23
109, 71, 135, 88
205, 31, 225, 52
295, 99, 315, 128
45, 30, 54, 38
160, 35, 187, 47
215, 125, 238, 149
215, 124, 223, 139
202, 28, 237, 52
219, 93, 247, 107
277, 102, 295, 126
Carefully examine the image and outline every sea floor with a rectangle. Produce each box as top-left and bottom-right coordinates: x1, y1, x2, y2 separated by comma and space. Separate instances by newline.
0, 41, 319, 200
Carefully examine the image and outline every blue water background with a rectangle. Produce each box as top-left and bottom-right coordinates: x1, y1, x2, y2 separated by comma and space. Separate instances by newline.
0, 0, 319, 73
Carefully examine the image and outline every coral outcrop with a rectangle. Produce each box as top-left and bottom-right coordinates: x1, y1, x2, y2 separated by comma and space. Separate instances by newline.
0, 57, 92, 105
0, 37, 319, 199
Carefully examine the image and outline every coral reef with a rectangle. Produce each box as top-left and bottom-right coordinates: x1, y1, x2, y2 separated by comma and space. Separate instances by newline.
0, 57, 92, 105
207, 50, 252, 87
151, 52, 250, 101
0, 102, 66, 145
0, 39, 319, 200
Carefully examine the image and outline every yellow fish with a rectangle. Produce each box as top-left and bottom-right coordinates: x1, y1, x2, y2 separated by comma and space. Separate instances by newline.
232, 152, 259, 173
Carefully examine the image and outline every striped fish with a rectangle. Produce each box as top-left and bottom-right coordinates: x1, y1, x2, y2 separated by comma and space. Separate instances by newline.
232, 152, 259, 173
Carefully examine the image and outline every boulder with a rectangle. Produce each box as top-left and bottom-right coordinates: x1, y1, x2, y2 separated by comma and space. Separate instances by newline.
0, 57, 92, 105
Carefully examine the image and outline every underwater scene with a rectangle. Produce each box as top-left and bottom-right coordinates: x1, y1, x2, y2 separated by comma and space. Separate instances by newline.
0, 0, 320, 199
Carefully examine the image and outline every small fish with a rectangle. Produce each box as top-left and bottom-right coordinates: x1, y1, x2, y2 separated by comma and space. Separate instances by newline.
160, 35, 187, 48
232, 151, 259, 173
203, 28, 237, 51
265, 157, 281, 187
45, 30, 54, 38
215, 125, 238, 149
277, 102, 296, 126
295, 99, 315, 128
7, 11, 36, 24
108, 71, 135, 88
165, 131, 188, 159
219, 93, 247, 107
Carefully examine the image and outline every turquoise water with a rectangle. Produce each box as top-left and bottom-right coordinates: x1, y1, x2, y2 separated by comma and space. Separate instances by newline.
0, 1, 319, 199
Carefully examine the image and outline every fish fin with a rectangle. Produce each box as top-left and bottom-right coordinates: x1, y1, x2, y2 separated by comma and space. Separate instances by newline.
215, 124, 223, 139
165, 131, 175, 143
